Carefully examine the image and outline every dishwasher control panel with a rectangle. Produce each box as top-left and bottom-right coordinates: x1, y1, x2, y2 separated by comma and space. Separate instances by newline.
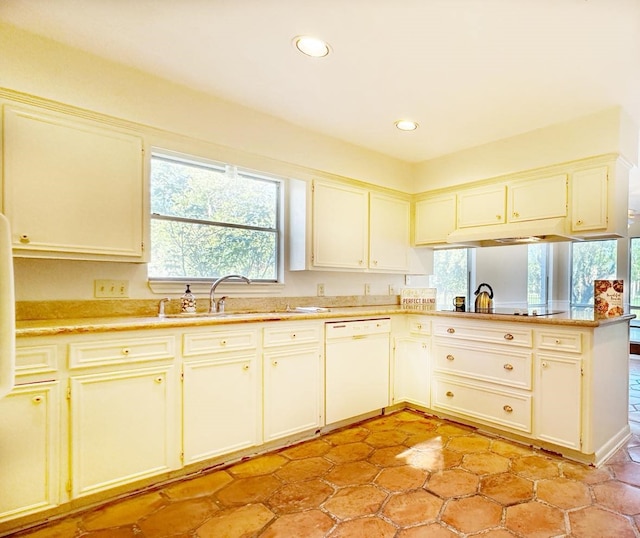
325, 318, 391, 339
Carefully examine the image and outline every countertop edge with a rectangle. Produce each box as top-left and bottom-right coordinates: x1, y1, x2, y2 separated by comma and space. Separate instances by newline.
15, 307, 634, 337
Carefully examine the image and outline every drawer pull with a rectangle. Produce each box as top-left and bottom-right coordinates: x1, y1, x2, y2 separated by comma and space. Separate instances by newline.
20, 234, 30, 243
272, 360, 278, 366
32, 395, 43, 404
447, 328, 455, 334
417, 324, 422, 330
121, 348, 130, 355
504, 333, 514, 341
422, 343, 427, 349
503, 363, 514, 371
446, 391, 454, 398
155, 376, 163, 383
220, 340, 227, 347
541, 361, 548, 368
503, 405, 513, 413
555, 339, 561, 345
243, 364, 250, 371
291, 333, 296, 339
446, 354, 455, 361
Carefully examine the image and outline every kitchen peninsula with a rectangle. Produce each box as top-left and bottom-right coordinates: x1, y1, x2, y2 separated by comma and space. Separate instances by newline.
2, 301, 631, 535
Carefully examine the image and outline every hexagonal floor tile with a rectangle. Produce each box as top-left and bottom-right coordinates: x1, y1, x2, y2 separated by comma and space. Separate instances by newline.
227, 453, 288, 477
326, 442, 373, 464
274, 457, 332, 482
365, 429, 409, 447
325, 460, 379, 486
446, 434, 491, 453
536, 477, 592, 509
280, 439, 332, 460
329, 516, 396, 538
196, 503, 275, 538
568, 506, 638, 538
592, 480, 640, 515
382, 489, 443, 526
426, 468, 479, 498
480, 473, 533, 505
216, 475, 282, 506
375, 464, 428, 491
259, 510, 334, 538
505, 501, 565, 537
323, 485, 387, 519
511, 455, 560, 480
267, 479, 334, 514
461, 452, 511, 475
441, 495, 502, 534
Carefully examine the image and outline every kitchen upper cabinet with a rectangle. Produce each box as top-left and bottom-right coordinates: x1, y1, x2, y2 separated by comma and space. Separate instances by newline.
369, 192, 410, 271
289, 179, 410, 272
312, 180, 368, 270
0, 382, 61, 523
508, 174, 567, 222
414, 194, 456, 245
457, 185, 506, 228
70, 365, 180, 498
2, 104, 145, 262
570, 166, 608, 233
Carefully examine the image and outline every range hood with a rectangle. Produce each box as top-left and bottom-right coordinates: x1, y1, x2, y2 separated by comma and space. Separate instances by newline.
446, 218, 581, 247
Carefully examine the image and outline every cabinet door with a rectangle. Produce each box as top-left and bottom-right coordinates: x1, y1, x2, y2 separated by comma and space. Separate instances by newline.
509, 175, 567, 222
535, 354, 582, 450
393, 337, 430, 408
369, 193, 410, 272
325, 333, 390, 423
263, 346, 322, 442
414, 194, 456, 245
70, 366, 180, 497
571, 166, 608, 232
457, 185, 506, 228
3, 105, 144, 261
0, 382, 60, 522
312, 180, 368, 269
183, 354, 260, 465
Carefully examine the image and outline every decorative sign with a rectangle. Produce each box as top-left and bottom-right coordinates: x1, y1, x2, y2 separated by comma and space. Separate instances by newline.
401, 288, 437, 310
594, 280, 623, 318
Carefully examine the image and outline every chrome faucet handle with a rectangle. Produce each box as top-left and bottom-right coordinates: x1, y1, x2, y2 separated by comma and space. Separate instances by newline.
158, 297, 171, 318
217, 296, 228, 313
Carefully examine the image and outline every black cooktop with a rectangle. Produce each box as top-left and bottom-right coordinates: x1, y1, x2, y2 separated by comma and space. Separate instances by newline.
469, 307, 565, 317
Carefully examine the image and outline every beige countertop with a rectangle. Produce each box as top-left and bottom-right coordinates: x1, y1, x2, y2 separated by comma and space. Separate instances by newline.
15, 305, 634, 337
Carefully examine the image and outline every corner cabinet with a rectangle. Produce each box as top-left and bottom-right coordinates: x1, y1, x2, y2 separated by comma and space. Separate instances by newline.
1, 102, 146, 262
289, 179, 410, 272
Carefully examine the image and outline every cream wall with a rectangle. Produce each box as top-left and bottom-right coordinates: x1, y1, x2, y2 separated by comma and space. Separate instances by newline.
2, 23, 638, 304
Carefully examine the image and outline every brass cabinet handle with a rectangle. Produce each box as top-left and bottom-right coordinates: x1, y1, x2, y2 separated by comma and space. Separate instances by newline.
243, 364, 250, 371
154, 376, 163, 383
503, 405, 513, 413
503, 363, 514, 370
121, 348, 130, 355
416, 324, 422, 330
576, 219, 583, 226
555, 339, 561, 345
446, 391, 454, 398
504, 333, 514, 341
291, 333, 296, 339
32, 395, 43, 404
496, 215, 501, 220
272, 360, 278, 366
446, 354, 455, 361
220, 340, 227, 346
513, 211, 519, 218
447, 328, 455, 334
20, 234, 30, 244
541, 361, 548, 368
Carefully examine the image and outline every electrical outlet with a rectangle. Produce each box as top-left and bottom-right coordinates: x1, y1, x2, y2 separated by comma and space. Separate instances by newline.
94, 279, 129, 298
388, 285, 396, 295
317, 283, 325, 296
364, 283, 371, 295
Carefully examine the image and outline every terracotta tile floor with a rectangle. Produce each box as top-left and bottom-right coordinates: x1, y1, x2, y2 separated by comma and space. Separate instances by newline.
11, 360, 640, 538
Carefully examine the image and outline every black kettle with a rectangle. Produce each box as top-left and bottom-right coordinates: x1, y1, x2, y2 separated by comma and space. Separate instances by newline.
474, 283, 494, 312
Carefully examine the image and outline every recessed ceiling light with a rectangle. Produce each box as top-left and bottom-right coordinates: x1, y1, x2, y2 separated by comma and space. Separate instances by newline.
293, 35, 330, 58
395, 120, 419, 131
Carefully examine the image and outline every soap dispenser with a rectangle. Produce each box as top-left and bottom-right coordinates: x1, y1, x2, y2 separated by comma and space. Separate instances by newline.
181, 284, 196, 313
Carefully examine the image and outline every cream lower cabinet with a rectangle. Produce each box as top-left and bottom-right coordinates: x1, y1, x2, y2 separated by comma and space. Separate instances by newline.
0, 382, 60, 522
263, 322, 323, 442
393, 316, 430, 408
67, 332, 179, 498
182, 327, 261, 465
432, 319, 534, 434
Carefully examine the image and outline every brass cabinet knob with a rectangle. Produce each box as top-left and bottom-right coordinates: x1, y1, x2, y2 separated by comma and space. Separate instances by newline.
504, 333, 514, 341
447, 328, 455, 334
446, 354, 455, 361
121, 348, 130, 355
20, 234, 30, 243
503, 363, 514, 370
154, 376, 163, 383
446, 391, 454, 398
32, 395, 43, 404
503, 405, 513, 413
243, 364, 250, 371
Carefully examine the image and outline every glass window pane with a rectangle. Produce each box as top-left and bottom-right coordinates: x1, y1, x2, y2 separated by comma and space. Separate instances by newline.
149, 219, 277, 280
151, 158, 277, 228
527, 243, 548, 306
432, 249, 469, 308
631, 238, 640, 308
571, 240, 616, 306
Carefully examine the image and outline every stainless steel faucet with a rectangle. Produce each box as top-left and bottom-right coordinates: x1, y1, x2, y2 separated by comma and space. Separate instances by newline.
209, 274, 251, 313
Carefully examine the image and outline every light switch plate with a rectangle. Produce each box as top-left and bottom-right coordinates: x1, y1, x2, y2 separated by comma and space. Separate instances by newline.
94, 279, 129, 298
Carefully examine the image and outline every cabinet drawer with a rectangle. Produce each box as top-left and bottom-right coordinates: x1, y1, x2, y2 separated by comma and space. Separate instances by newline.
263, 324, 321, 348
434, 343, 532, 389
409, 317, 431, 335
432, 377, 532, 433
536, 331, 582, 354
434, 322, 532, 348
16, 345, 58, 377
183, 329, 257, 356
69, 336, 175, 368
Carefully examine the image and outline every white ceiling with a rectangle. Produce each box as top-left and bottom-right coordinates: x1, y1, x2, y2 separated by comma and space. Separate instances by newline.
1, 0, 640, 165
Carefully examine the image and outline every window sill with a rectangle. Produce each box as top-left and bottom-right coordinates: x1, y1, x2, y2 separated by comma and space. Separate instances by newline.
148, 280, 285, 296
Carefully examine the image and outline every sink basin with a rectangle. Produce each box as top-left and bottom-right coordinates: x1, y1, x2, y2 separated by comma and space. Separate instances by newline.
161, 312, 234, 319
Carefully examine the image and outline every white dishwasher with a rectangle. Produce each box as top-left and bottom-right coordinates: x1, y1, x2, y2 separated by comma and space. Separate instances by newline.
325, 318, 391, 424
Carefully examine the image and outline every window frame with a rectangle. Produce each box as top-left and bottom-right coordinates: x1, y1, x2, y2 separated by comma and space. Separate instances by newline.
569, 238, 618, 309
147, 150, 284, 289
